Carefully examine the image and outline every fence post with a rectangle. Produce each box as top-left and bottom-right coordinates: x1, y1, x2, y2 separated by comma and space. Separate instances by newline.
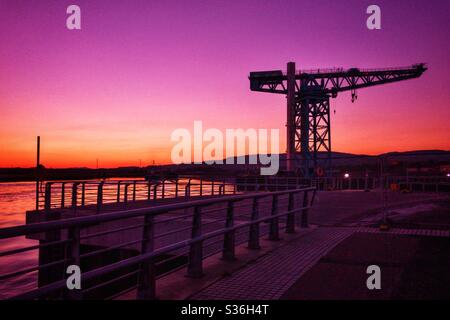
301, 190, 310, 228
175, 179, 179, 198
211, 179, 215, 195
147, 181, 152, 200
124, 183, 129, 204
65, 226, 82, 300
117, 181, 121, 203
269, 194, 280, 240
248, 197, 260, 249
222, 201, 236, 261
71, 183, 78, 211
61, 183, 66, 208
97, 182, 104, 213
199, 178, 203, 196
185, 183, 190, 200
133, 181, 137, 201
286, 192, 295, 233
137, 214, 156, 300
44, 183, 52, 211
81, 183, 86, 207
161, 179, 165, 199
153, 184, 158, 200
187, 206, 203, 278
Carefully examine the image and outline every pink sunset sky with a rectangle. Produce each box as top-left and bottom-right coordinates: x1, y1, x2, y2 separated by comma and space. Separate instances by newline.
0, 0, 449, 168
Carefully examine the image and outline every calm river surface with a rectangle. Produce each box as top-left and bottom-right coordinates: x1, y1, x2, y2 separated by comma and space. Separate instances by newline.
0, 178, 147, 299
0, 181, 38, 298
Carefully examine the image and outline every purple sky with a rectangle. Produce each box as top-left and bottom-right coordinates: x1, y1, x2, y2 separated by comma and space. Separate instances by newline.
0, 0, 449, 167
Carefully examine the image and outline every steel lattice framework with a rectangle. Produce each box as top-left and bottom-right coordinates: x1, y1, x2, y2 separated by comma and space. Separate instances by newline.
249, 62, 427, 177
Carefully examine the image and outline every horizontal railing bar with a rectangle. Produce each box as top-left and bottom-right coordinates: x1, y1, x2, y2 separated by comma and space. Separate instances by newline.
10, 201, 311, 299
82, 270, 140, 294
1, 187, 314, 239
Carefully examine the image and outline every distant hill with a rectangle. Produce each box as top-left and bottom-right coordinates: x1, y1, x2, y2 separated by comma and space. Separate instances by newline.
1, 150, 449, 182
225, 150, 450, 168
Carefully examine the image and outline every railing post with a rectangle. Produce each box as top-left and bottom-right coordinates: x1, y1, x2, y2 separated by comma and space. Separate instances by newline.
211, 179, 215, 195
161, 179, 165, 199
124, 183, 129, 203
301, 190, 310, 228
97, 182, 104, 213
199, 178, 203, 196
185, 183, 190, 200
222, 201, 236, 261
187, 206, 203, 278
269, 194, 280, 240
286, 192, 296, 233
65, 226, 82, 300
117, 181, 121, 203
153, 184, 158, 200
137, 214, 156, 300
81, 182, 86, 207
133, 181, 137, 201
248, 197, 260, 249
71, 183, 78, 211
61, 183, 66, 208
44, 183, 52, 210
175, 179, 179, 198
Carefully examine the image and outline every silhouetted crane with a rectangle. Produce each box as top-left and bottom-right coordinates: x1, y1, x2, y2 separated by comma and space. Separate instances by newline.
249, 62, 427, 177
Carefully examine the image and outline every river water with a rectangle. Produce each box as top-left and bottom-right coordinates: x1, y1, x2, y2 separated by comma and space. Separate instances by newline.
0, 178, 150, 299
0, 181, 38, 299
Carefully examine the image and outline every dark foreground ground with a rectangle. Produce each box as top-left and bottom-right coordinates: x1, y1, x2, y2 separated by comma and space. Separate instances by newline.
280, 232, 449, 300
281, 198, 450, 300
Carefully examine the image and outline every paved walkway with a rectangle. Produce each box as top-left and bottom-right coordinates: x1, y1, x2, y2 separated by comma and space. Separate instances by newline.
191, 226, 450, 300
191, 227, 354, 300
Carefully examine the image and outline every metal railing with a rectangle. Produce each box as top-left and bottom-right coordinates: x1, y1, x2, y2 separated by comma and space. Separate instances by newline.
35, 176, 315, 212
36, 178, 237, 212
35, 175, 449, 213
0, 187, 316, 300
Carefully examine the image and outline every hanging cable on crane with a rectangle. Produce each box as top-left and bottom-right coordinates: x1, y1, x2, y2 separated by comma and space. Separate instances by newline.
351, 88, 358, 103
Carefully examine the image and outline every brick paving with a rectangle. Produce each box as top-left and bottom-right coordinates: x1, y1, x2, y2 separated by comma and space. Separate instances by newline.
355, 227, 450, 237
191, 227, 355, 300
190, 225, 450, 300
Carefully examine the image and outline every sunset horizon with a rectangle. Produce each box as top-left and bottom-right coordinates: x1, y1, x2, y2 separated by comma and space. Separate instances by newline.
1, 0, 449, 168
0, 0, 449, 307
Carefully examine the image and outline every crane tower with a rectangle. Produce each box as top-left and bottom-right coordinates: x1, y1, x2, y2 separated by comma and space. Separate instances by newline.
249, 62, 427, 177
